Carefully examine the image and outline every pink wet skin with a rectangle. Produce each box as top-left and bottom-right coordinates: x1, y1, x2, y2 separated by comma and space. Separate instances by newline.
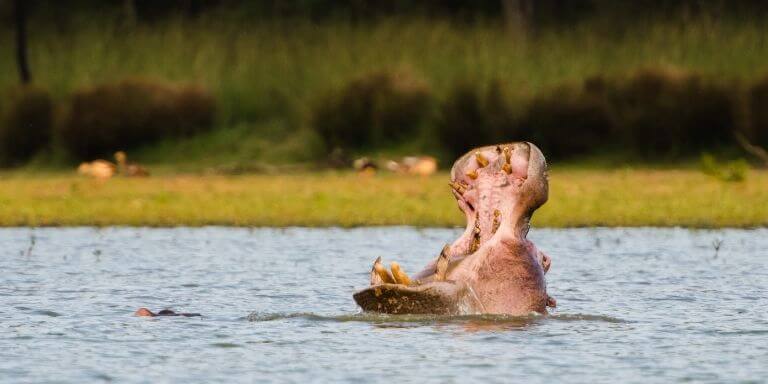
135, 308, 155, 317
357, 142, 556, 316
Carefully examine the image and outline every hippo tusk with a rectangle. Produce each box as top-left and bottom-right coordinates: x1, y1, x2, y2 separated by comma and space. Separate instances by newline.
434, 245, 451, 282
371, 257, 396, 285
390, 262, 413, 286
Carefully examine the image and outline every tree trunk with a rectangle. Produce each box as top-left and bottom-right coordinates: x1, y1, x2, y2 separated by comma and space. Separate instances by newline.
14, 0, 31, 84
123, 0, 137, 26
501, 0, 533, 40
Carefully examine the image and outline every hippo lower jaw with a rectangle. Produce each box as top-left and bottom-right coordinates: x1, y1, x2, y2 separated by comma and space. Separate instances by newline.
352, 282, 482, 315
353, 142, 555, 316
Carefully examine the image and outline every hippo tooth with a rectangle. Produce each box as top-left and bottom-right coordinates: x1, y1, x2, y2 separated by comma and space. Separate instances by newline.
475, 152, 489, 168
434, 245, 451, 282
373, 259, 396, 284
466, 170, 478, 180
370, 257, 386, 285
502, 163, 513, 174
449, 181, 465, 194
503, 146, 512, 163
390, 262, 412, 286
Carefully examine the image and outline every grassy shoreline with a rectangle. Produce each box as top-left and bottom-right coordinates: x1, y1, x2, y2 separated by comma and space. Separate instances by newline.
1, 169, 766, 228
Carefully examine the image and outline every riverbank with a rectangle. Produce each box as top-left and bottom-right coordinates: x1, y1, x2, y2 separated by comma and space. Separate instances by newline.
1, 169, 765, 227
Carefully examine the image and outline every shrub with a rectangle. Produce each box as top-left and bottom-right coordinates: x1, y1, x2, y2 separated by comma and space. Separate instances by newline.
57, 79, 215, 159
610, 68, 736, 158
0, 86, 53, 166
700, 153, 748, 182
311, 69, 433, 152
747, 75, 768, 148
436, 68, 741, 161
518, 84, 616, 160
437, 80, 519, 158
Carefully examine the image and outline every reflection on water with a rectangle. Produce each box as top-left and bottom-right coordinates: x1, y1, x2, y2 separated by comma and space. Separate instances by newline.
246, 312, 626, 332
2, 227, 767, 383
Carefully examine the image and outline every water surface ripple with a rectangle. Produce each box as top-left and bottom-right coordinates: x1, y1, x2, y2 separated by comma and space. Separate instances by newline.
2, 227, 767, 383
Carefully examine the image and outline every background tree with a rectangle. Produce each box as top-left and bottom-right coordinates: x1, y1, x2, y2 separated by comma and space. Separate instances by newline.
14, 0, 31, 84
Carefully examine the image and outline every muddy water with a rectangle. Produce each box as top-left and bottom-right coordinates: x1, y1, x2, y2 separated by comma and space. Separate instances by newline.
2, 227, 767, 383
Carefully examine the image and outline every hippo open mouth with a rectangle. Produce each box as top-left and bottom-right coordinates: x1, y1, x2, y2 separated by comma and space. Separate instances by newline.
353, 142, 555, 316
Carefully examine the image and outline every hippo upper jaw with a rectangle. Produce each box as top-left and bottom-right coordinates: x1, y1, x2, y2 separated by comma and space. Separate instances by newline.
353, 142, 553, 316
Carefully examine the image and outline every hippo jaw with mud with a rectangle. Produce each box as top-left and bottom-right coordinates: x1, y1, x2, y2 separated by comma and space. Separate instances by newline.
353, 142, 555, 316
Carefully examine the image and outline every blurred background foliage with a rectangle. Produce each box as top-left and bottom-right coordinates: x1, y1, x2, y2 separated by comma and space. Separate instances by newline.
2, 0, 768, 169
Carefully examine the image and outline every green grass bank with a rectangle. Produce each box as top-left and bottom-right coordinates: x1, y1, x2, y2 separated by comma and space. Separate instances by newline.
0, 169, 765, 228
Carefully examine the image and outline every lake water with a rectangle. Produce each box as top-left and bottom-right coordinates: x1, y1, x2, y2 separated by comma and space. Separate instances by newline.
2, 227, 767, 383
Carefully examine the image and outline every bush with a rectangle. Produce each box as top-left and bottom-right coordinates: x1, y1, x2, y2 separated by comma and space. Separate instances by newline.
57, 79, 215, 159
311, 70, 433, 152
513, 68, 737, 160
518, 84, 616, 159
700, 153, 748, 182
0, 86, 53, 166
747, 75, 768, 148
437, 80, 518, 158
610, 68, 736, 157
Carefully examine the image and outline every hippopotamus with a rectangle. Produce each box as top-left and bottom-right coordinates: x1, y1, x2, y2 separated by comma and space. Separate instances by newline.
353, 142, 556, 316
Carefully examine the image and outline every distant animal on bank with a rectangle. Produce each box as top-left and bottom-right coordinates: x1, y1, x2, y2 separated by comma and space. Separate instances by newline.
114, 151, 150, 177
76, 151, 149, 179
77, 160, 116, 179
386, 156, 438, 176
353, 157, 377, 176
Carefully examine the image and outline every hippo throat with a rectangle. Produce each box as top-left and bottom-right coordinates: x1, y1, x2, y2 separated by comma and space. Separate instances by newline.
353, 142, 555, 316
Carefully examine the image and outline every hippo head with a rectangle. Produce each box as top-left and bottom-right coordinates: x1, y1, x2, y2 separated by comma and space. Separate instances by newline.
353, 142, 555, 316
